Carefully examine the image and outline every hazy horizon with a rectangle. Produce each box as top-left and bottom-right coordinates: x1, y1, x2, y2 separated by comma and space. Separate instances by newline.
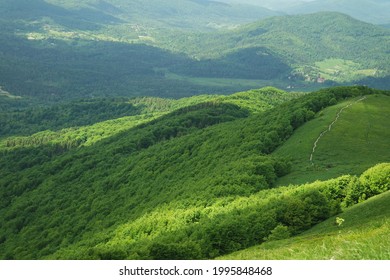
217, 0, 316, 10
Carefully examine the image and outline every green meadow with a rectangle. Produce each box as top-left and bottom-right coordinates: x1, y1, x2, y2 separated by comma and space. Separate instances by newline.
274, 94, 390, 185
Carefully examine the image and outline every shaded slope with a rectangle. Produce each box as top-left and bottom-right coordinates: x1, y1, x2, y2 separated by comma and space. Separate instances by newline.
0, 87, 297, 259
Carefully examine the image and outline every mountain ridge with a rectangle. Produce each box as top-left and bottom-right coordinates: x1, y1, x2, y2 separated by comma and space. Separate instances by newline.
1, 10, 389, 104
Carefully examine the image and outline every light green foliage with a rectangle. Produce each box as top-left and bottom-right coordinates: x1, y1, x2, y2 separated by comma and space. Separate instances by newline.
219, 191, 390, 260
335, 217, 345, 227
1, 86, 388, 260
344, 163, 390, 206
265, 225, 291, 241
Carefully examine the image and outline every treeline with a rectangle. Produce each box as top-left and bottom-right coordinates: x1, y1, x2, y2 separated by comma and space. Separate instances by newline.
57, 163, 390, 260
0, 98, 141, 137
145, 163, 390, 260
0, 87, 296, 152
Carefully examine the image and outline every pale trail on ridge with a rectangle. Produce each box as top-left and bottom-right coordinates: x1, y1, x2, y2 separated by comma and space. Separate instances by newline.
309, 96, 367, 165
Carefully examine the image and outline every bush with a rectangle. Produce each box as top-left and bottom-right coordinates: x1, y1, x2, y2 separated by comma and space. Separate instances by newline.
264, 224, 291, 241
359, 163, 390, 198
149, 241, 202, 260
344, 163, 390, 206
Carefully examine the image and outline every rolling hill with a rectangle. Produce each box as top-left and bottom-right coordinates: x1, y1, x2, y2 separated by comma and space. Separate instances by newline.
0, 2, 389, 261
169, 12, 389, 79
219, 0, 390, 25
0, 0, 280, 32
0, 86, 389, 259
0, 6, 389, 105
285, 0, 390, 25
274, 93, 390, 185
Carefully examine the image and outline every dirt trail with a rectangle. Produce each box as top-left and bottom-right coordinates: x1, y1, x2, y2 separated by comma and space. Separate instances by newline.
309, 96, 367, 165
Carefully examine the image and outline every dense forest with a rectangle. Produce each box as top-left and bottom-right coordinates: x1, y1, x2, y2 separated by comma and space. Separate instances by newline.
0, 1, 389, 104
0, 86, 389, 259
0, 1, 389, 261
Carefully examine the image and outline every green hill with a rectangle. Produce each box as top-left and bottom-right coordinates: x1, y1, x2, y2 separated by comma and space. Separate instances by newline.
0, 86, 389, 260
285, 0, 390, 25
0, 4, 389, 104
274, 93, 390, 185
169, 12, 389, 85
0, 0, 280, 32
219, 189, 390, 260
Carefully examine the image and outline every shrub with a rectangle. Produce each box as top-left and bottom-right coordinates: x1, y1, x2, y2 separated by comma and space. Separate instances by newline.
359, 163, 390, 198
264, 224, 291, 241
343, 163, 390, 206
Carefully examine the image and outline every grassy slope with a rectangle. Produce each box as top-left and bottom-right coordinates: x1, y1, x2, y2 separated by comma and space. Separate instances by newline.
219, 190, 390, 260
274, 94, 390, 186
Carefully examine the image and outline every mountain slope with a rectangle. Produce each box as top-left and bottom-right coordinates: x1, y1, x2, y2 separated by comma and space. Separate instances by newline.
0, 86, 388, 260
1, 8, 389, 103
275, 93, 390, 185
165, 12, 390, 89
219, 190, 390, 260
173, 12, 389, 67
0, 0, 280, 32
285, 0, 390, 25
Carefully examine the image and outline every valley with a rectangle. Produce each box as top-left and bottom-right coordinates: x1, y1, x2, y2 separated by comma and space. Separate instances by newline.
0, 1, 389, 104
0, 1, 389, 261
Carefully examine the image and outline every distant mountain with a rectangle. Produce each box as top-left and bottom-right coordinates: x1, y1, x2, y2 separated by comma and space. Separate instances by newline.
0, 0, 281, 32
219, 0, 314, 10
0, 8, 389, 103
284, 0, 390, 25
166, 12, 390, 88
220, 0, 390, 25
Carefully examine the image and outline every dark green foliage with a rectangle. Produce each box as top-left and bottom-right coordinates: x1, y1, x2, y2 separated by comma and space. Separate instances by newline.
1, 3, 389, 106
0, 86, 388, 260
264, 224, 291, 242
149, 241, 202, 260
0, 98, 141, 137
171, 47, 291, 79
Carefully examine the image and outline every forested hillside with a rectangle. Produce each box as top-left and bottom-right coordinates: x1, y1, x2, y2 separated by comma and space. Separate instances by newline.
284, 0, 390, 25
219, 187, 390, 260
0, 0, 389, 104
0, 1, 389, 261
168, 13, 389, 86
0, 86, 389, 259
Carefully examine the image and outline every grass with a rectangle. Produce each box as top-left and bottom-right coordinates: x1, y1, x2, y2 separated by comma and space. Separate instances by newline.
218, 191, 390, 260
274, 94, 390, 186
164, 71, 298, 91
315, 59, 378, 83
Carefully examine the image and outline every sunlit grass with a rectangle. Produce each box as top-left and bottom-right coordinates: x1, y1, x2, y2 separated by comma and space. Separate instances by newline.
274, 94, 390, 185
218, 191, 390, 260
